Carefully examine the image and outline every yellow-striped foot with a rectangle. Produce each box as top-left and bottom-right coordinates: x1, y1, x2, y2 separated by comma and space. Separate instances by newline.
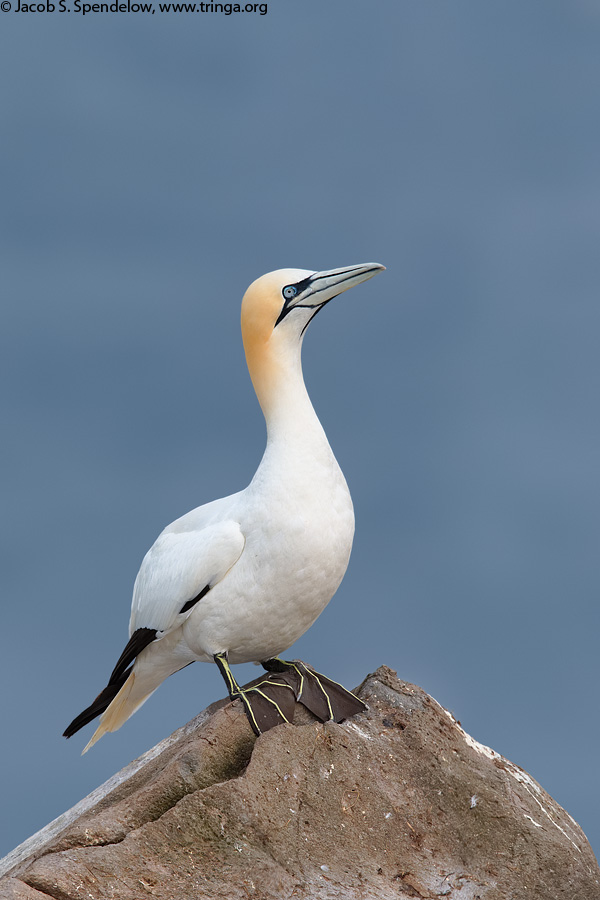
214, 652, 297, 735
261, 658, 367, 725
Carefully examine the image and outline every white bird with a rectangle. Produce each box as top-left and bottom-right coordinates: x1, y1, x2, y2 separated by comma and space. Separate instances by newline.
64, 263, 385, 750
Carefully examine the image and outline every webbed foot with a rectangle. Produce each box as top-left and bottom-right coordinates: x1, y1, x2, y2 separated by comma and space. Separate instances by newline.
261, 658, 367, 725
215, 653, 367, 735
214, 652, 297, 735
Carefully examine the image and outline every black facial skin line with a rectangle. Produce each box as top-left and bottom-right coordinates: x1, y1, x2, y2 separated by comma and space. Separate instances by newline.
275, 266, 374, 329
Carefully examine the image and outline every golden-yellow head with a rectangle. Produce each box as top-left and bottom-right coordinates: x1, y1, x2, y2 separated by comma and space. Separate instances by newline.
242, 263, 384, 349
240, 263, 385, 411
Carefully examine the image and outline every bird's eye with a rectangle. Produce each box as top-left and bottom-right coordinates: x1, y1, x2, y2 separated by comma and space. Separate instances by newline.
283, 285, 297, 300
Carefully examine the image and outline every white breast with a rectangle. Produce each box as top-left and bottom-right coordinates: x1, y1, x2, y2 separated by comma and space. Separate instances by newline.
181, 432, 354, 664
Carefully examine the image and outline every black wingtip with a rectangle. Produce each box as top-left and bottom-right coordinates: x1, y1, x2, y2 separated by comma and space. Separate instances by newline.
63, 671, 130, 738
63, 627, 158, 739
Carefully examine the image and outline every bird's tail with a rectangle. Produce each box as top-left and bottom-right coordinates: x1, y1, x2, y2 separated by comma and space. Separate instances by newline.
82, 671, 156, 753
63, 628, 192, 753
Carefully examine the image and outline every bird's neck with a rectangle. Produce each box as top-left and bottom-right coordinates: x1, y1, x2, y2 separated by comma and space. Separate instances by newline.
244, 335, 329, 452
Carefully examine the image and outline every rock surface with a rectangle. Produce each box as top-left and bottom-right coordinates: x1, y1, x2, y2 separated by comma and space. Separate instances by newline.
1, 666, 598, 900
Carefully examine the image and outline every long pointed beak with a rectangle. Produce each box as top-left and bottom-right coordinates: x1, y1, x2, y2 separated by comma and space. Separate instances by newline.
307, 263, 385, 304
275, 262, 385, 328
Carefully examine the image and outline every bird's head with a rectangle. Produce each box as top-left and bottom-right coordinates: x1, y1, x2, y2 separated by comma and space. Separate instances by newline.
241, 262, 385, 353
241, 263, 385, 413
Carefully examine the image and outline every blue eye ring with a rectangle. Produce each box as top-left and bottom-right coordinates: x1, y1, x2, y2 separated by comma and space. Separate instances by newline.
283, 285, 297, 300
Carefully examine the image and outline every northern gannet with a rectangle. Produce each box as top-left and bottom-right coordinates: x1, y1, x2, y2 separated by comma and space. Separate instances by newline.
64, 263, 385, 749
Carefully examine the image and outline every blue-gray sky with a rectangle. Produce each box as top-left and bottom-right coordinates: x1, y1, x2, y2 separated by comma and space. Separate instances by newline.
1, 0, 599, 860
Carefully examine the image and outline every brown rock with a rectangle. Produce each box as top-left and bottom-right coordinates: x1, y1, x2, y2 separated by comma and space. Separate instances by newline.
1, 666, 598, 899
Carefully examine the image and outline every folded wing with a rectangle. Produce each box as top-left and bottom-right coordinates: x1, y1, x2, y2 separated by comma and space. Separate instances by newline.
130, 518, 245, 635
64, 518, 245, 749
